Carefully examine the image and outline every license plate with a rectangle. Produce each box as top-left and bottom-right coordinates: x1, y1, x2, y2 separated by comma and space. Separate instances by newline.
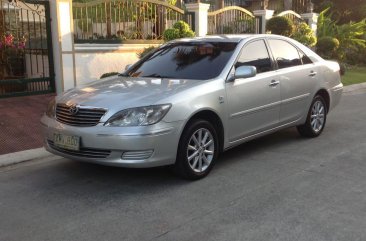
53, 133, 80, 151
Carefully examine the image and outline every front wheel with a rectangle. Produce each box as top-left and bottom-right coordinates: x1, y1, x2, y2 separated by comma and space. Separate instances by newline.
297, 95, 327, 138
174, 119, 219, 180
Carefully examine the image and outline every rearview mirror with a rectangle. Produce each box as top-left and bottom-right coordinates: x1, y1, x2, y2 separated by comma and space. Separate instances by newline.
234, 66, 257, 79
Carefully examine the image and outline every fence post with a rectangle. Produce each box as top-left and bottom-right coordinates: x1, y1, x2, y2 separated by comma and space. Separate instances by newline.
301, 12, 319, 36
185, 2, 210, 37
51, 0, 76, 93
253, 10, 274, 34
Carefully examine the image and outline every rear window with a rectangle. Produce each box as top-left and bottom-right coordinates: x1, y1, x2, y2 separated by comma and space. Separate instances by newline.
126, 42, 238, 80
268, 39, 302, 69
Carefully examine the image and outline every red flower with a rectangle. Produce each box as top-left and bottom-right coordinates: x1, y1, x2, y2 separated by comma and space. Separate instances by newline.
4, 33, 14, 46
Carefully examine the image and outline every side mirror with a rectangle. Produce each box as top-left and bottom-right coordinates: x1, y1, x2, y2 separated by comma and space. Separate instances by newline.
234, 66, 257, 80
125, 64, 132, 71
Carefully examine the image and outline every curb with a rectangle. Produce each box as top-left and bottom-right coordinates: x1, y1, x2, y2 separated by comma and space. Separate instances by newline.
0, 148, 54, 168
0, 82, 365, 168
342, 82, 366, 94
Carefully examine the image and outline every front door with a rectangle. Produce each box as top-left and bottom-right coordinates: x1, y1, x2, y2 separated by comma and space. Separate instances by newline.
226, 39, 281, 143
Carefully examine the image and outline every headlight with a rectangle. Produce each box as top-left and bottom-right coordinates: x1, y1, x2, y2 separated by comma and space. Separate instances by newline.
46, 98, 56, 118
105, 104, 171, 127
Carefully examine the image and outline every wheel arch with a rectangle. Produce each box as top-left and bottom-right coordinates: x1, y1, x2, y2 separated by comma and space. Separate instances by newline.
180, 109, 225, 153
315, 89, 330, 113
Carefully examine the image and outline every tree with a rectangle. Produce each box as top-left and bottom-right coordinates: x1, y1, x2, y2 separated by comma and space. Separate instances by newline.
266, 16, 294, 37
317, 8, 366, 63
313, 0, 366, 24
292, 22, 316, 47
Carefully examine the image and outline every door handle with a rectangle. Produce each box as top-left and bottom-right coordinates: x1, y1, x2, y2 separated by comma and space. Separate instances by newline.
269, 80, 280, 87
309, 71, 317, 77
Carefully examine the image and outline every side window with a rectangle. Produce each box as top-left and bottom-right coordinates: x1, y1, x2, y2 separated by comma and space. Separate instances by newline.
299, 50, 313, 65
268, 39, 302, 69
236, 40, 272, 73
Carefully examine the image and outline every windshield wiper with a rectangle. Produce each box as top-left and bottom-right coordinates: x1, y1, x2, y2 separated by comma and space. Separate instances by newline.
142, 74, 172, 78
118, 73, 130, 77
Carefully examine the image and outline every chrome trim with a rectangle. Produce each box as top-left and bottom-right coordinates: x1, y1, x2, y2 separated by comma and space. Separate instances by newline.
230, 101, 281, 118
281, 93, 310, 105
96, 127, 174, 137
56, 103, 108, 127
48, 140, 111, 159
121, 150, 154, 160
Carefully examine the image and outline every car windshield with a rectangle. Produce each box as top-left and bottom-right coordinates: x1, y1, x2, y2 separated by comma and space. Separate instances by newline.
125, 41, 238, 80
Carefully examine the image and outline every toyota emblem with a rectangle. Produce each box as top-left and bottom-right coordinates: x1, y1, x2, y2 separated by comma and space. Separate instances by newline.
69, 105, 79, 115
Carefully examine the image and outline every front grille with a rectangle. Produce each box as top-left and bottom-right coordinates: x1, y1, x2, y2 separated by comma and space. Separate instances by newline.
56, 104, 107, 127
48, 140, 111, 159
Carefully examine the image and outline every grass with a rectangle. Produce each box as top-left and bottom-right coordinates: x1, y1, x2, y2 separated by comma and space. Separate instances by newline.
341, 66, 366, 86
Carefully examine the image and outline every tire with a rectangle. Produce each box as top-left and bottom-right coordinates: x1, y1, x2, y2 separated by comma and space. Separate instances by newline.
297, 95, 327, 138
174, 119, 219, 180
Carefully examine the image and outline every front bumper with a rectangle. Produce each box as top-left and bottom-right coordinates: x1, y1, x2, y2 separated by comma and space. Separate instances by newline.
41, 115, 184, 168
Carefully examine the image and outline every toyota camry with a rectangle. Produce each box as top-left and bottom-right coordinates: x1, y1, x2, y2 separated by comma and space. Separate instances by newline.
41, 35, 343, 179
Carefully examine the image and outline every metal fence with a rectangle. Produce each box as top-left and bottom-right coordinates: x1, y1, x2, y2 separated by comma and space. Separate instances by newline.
292, 0, 309, 14
207, 6, 257, 35
73, 0, 190, 43
0, 0, 55, 98
277, 10, 305, 25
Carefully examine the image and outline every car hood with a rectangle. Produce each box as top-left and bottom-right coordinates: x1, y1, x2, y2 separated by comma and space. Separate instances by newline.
57, 76, 203, 110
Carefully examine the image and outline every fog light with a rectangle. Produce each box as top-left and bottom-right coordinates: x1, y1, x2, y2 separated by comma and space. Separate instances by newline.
121, 150, 154, 160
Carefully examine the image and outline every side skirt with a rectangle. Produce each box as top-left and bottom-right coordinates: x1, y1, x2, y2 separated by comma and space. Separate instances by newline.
224, 119, 301, 152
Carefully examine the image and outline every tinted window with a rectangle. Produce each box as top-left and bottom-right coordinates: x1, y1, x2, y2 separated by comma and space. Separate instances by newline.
268, 39, 302, 69
126, 42, 238, 80
236, 40, 272, 73
299, 50, 313, 64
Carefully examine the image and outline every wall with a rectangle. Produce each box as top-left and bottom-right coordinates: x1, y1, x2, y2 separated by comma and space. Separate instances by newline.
52, 0, 316, 93
51, 0, 161, 93
73, 44, 158, 85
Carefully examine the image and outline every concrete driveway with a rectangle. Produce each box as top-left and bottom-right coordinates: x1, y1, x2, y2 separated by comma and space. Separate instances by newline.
1, 91, 365, 241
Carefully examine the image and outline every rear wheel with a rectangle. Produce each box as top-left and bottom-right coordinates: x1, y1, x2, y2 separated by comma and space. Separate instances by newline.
174, 119, 219, 180
297, 95, 327, 137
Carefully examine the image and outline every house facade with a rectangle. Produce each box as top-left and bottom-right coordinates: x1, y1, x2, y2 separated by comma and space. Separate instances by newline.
193, 0, 312, 13
0, 0, 316, 97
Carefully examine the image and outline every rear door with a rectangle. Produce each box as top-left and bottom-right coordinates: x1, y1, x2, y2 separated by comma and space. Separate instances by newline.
267, 39, 318, 124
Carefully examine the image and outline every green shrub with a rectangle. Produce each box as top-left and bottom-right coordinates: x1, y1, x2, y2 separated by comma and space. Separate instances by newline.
137, 46, 157, 59
266, 16, 294, 37
317, 8, 366, 63
292, 22, 317, 47
173, 21, 191, 34
100, 72, 119, 79
316, 36, 340, 59
343, 45, 366, 65
163, 29, 180, 42
163, 21, 195, 41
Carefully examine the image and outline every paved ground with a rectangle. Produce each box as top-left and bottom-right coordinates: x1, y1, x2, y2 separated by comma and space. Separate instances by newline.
0, 94, 55, 155
0, 91, 365, 241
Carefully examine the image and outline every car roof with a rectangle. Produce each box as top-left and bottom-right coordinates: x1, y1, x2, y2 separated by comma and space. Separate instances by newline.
176, 34, 254, 43
176, 34, 292, 43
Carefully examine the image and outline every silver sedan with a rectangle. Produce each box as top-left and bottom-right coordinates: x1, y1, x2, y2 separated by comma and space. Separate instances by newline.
41, 35, 343, 179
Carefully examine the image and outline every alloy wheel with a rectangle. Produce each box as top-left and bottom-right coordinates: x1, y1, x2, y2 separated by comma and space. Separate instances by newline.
310, 100, 325, 133
186, 128, 215, 173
